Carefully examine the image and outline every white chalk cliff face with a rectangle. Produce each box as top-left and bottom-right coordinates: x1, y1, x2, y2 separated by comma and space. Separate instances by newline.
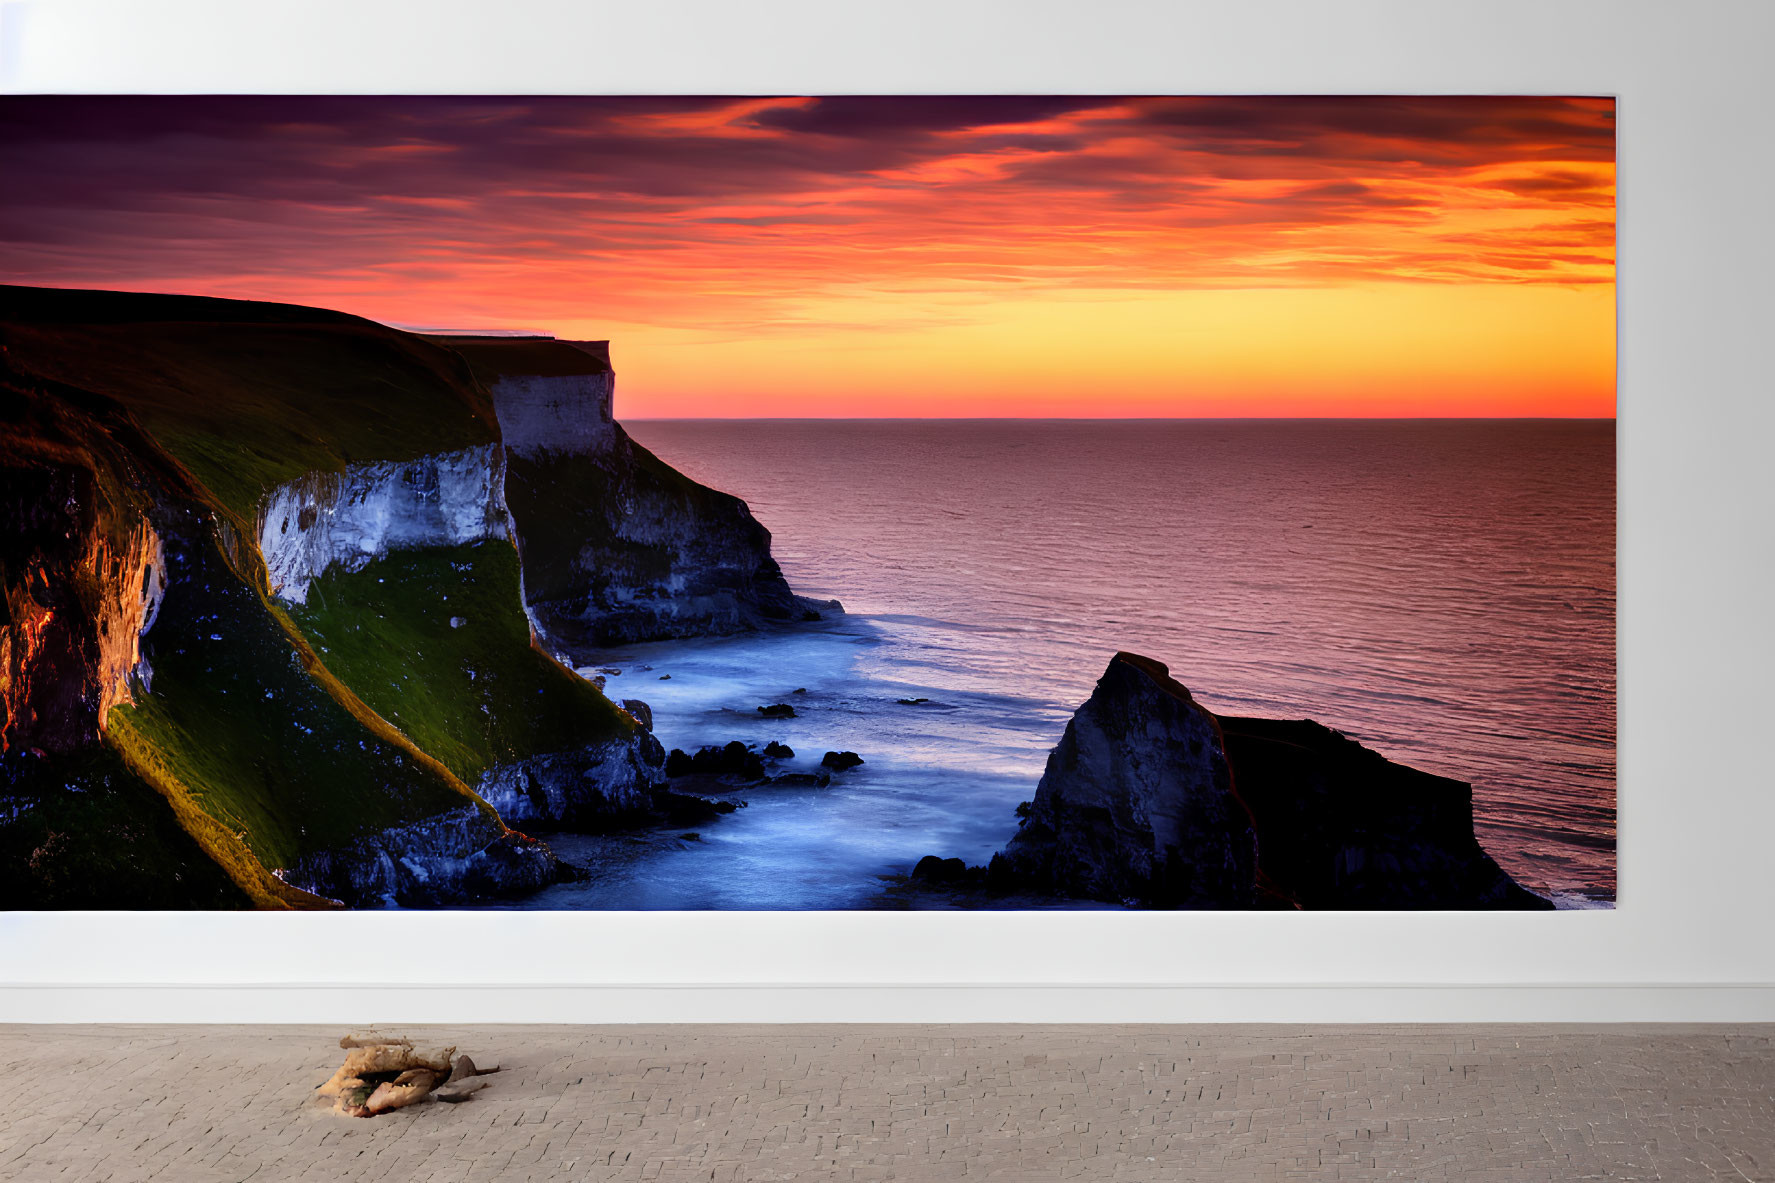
255, 444, 511, 605
490, 367, 618, 455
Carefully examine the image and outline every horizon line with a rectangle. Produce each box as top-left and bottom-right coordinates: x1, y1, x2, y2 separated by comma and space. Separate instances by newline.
620, 415, 1619, 422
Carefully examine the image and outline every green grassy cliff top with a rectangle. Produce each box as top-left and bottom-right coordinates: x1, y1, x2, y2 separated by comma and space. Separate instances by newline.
436, 336, 611, 384
0, 285, 501, 519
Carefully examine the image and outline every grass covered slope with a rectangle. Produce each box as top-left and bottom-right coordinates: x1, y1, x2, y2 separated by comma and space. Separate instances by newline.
106, 529, 491, 881
0, 285, 499, 520
2, 347, 312, 906
0, 744, 254, 909
288, 539, 636, 787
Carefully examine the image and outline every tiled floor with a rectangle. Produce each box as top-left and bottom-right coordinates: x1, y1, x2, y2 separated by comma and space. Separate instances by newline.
1, 1024, 1770, 1181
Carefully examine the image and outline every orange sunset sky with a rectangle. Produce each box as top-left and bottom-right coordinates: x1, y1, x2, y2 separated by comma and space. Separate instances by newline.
0, 96, 1615, 417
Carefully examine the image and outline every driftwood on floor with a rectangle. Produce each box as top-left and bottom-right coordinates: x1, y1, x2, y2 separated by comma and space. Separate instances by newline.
316, 1032, 500, 1117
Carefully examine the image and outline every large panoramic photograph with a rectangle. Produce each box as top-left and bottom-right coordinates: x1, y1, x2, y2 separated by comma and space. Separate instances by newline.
0, 96, 1615, 910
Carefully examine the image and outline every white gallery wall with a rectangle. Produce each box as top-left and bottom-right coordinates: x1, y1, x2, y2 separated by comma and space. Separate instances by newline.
2, 0, 1771, 1022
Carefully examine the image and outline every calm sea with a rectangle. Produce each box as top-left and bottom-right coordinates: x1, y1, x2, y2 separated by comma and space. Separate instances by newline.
516, 420, 1616, 910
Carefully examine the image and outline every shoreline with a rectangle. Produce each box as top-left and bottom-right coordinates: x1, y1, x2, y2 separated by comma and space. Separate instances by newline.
491, 609, 1616, 911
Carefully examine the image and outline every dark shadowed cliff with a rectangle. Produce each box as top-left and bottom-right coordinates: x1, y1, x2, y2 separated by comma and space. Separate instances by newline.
953, 652, 1551, 910
997, 653, 1259, 908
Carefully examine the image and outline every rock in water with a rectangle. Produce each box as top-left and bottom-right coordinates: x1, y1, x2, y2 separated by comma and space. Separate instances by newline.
988, 651, 1551, 910
620, 699, 653, 731
765, 771, 831, 788
999, 653, 1257, 908
665, 741, 765, 781
911, 855, 971, 884
1216, 716, 1551, 909
820, 751, 864, 772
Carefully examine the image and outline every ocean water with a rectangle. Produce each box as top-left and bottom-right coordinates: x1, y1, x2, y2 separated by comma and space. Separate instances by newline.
514, 420, 1615, 910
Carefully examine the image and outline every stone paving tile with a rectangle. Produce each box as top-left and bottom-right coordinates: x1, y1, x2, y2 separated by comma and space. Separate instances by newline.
0, 1025, 1770, 1181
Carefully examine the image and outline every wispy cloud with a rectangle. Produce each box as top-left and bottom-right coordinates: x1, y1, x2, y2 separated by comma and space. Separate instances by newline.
0, 95, 1614, 343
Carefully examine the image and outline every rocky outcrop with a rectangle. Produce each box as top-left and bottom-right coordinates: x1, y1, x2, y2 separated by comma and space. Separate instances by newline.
279, 803, 566, 908
978, 653, 1549, 910
256, 444, 510, 605
475, 732, 666, 830
443, 337, 835, 657
1216, 716, 1549, 909
251, 328, 834, 676
997, 653, 1258, 908
2, 399, 167, 754
665, 741, 766, 782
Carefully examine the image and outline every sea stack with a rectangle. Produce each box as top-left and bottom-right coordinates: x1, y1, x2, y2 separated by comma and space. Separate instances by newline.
988, 652, 1551, 910
997, 653, 1259, 908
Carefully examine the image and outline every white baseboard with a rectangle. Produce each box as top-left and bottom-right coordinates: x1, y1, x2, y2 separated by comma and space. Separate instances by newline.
4, 983, 1774, 1024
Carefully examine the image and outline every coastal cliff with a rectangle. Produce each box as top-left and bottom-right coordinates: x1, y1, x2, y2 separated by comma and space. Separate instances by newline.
957, 653, 1550, 910
0, 285, 802, 907
2, 409, 164, 756
444, 337, 833, 658
2, 358, 258, 907
245, 376, 666, 837
3, 284, 1556, 914
0, 288, 575, 907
